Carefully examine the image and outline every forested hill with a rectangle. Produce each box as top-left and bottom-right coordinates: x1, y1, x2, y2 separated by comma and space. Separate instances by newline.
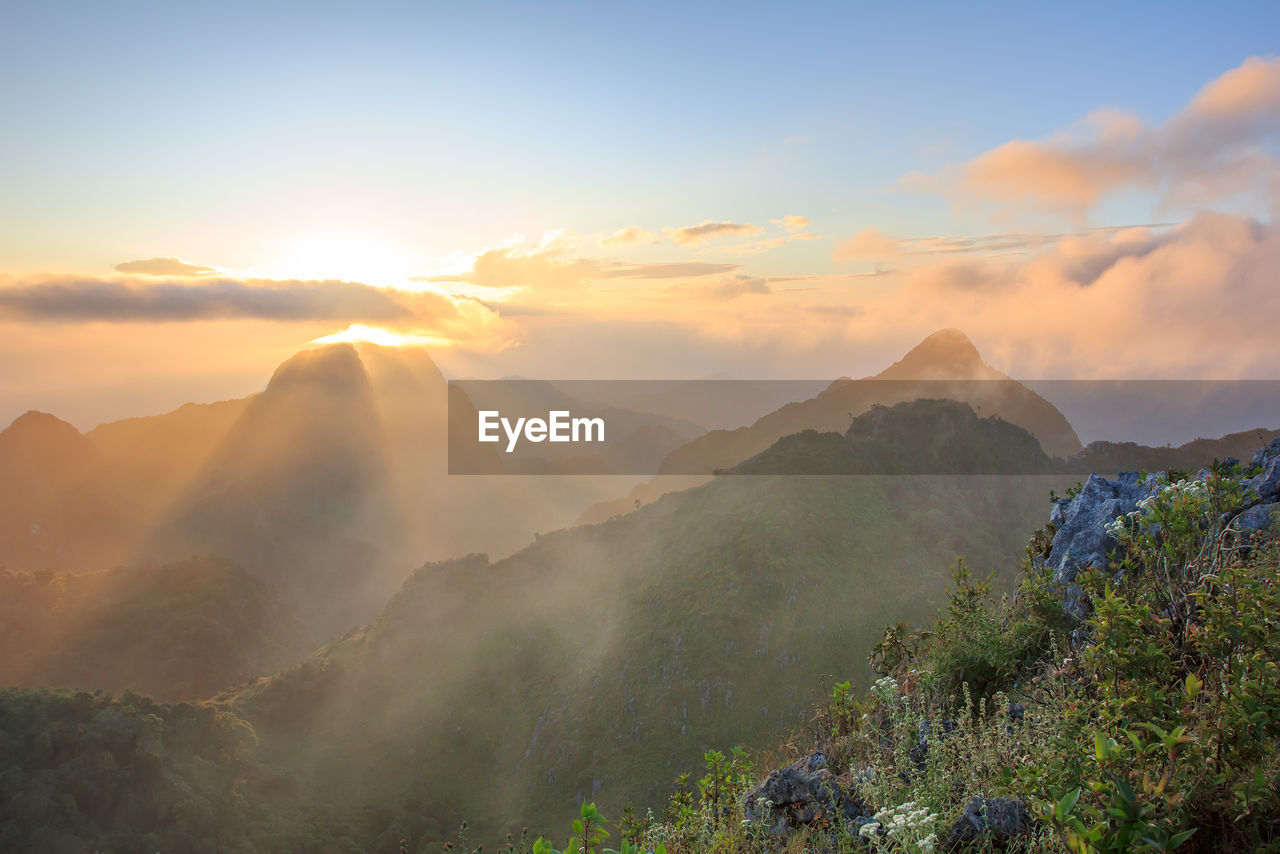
0, 556, 314, 702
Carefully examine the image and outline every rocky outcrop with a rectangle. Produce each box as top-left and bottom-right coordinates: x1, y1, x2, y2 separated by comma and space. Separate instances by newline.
1042, 471, 1161, 617
1243, 438, 1280, 504
742, 752, 867, 839
1233, 502, 1279, 535
1041, 438, 1280, 619
946, 796, 1033, 847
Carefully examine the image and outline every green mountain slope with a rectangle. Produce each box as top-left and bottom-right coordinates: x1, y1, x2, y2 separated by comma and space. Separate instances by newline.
0, 557, 314, 702
0, 687, 364, 854
228, 466, 1069, 847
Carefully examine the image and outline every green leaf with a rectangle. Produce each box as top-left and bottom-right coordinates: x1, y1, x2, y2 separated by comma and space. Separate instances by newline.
1184, 673, 1202, 700
1057, 787, 1081, 820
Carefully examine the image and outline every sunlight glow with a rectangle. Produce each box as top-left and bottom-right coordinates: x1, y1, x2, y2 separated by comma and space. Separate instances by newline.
270, 233, 416, 285
310, 324, 455, 349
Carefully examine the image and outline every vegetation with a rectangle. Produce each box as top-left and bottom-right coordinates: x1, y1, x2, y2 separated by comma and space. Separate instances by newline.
0, 557, 314, 702
0, 687, 367, 853
223, 472, 1064, 847
545, 461, 1279, 852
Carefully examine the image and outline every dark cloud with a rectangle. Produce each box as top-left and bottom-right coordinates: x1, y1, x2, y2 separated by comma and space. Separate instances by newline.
114, 257, 218, 276
0, 275, 485, 327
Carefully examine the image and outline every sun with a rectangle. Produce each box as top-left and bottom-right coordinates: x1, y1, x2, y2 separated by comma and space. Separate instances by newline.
311, 324, 455, 348
270, 233, 415, 285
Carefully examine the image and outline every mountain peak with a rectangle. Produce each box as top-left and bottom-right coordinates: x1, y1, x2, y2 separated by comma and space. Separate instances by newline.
0, 411, 85, 456
265, 343, 371, 396
0, 410, 91, 479
875, 328, 999, 380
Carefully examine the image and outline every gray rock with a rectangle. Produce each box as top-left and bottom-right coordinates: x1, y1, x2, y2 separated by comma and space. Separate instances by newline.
1234, 502, 1278, 535
1041, 471, 1161, 616
1039, 438, 1280, 618
946, 796, 1032, 846
1244, 438, 1280, 505
743, 752, 867, 838
1251, 437, 1280, 468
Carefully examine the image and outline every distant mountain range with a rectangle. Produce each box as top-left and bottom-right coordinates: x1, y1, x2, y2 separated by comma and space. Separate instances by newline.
726, 397, 1280, 476
656, 329, 1083, 475
2, 328, 1278, 851
0, 344, 655, 637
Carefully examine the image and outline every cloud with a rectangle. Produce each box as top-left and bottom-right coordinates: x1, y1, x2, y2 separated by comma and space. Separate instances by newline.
600, 226, 661, 246
0, 275, 509, 347
114, 257, 218, 276
598, 262, 740, 279
860, 211, 1280, 377
669, 275, 774, 301
427, 245, 599, 291
419, 237, 741, 291
712, 231, 822, 257
666, 220, 763, 247
833, 228, 902, 262
603, 217, 809, 249
834, 224, 1170, 262
771, 215, 810, 233
909, 56, 1280, 219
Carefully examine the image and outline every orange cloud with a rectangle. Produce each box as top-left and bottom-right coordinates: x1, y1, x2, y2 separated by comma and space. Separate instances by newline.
833, 224, 1161, 263
911, 56, 1280, 219
600, 226, 661, 246
114, 257, 219, 276
833, 227, 902, 262
420, 240, 740, 292
666, 220, 763, 247
871, 213, 1279, 377
667, 275, 778, 301
771, 215, 811, 233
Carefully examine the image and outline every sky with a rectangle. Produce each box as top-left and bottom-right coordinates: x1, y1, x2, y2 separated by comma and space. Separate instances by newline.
2, 1, 1280, 428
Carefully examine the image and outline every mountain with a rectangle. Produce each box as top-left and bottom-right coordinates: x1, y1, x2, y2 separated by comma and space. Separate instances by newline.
723, 401, 1280, 476
656, 329, 1082, 474
143, 345, 406, 636
577, 329, 1081, 524
0, 400, 253, 575
0, 411, 101, 571
547, 379, 827, 432
1073, 427, 1280, 474
0, 557, 313, 702
225, 445, 1073, 846
0, 344, 652, 640
726, 398, 1058, 475
0, 687, 356, 853
221, 388, 1277, 846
